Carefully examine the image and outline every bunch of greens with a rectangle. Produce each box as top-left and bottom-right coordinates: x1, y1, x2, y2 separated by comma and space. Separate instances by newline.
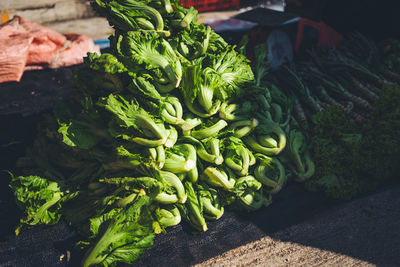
16, 4, 400, 265
268, 31, 400, 200
10, 1, 310, 266
307, 83, 400, 199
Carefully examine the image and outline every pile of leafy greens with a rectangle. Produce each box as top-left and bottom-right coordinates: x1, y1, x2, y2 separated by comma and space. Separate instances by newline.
10, 1, 400, 265
268, 31, 400, 200
307, 83, 400, 199
10, 1, 311, 266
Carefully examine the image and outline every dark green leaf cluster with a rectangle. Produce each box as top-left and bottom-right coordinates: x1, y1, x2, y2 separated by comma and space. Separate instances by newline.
307, 106, 362, 199
9, 2, 313, 266
10, 175, 65, 234
357, 83, 400, 185
269, 32, 400, 200
308, 84, 400, 199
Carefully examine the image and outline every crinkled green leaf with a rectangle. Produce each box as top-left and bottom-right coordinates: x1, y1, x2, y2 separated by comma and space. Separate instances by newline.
10, 176, 66, 233
58, 120, 102, 150
81, 195, 155, 267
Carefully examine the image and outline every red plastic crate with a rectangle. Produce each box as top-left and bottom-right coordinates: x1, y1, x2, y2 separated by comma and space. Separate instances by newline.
180, 0, 240, 12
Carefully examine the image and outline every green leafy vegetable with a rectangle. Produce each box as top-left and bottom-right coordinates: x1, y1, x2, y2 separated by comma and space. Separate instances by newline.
81, 195, 155, 267
112, 31, 182, 92
10, 175, 67, 234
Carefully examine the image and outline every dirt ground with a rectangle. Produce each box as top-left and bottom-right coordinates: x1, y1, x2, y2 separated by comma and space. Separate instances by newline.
198, 239, 375, 267
196, 185, 400, 267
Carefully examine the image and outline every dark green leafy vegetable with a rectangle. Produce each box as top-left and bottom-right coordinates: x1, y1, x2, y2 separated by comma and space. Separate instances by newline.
285, 128, 315, 182
112, 31, 182, 92
170, 23, 211, 60
179, 181, 207, 232
9, 1, 348, 266
81, 195, 155, 267
92, 0, 169, 35
181, 47, 254, 117
254, 154, 286, 194
245, 121, 287, 156
72, 53, 127, 97
196, 183, 224, 220
308, 84, 400, 199
224, 137, 251, 176
194, 137, 224, 165
10, 175, 66, 234
201, 166, 235, 190
155, 205, 181, 227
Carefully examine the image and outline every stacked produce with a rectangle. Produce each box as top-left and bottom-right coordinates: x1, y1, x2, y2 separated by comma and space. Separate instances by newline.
9, 1, 310, 266
270, 32, 400, 199
9, 0, 400, 264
